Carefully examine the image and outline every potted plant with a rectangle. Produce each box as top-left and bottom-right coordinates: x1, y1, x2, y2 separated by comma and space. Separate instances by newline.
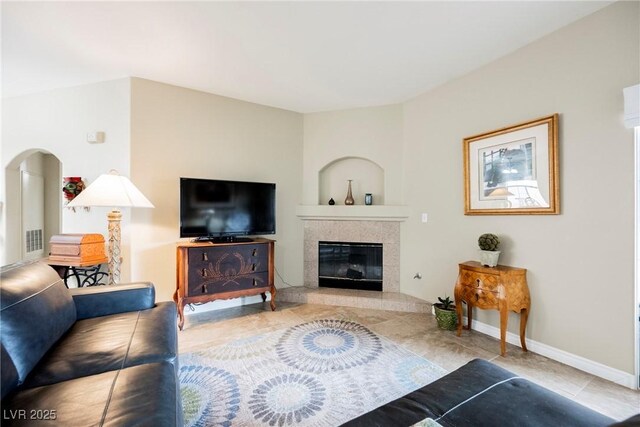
433, 296, 457, 331
478, 233, 500, 267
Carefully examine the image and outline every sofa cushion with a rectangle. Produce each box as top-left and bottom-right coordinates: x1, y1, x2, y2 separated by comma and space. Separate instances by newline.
0, 261, 76, 385
22, 301, 178, 388
2, 361, 182, 426
70, 282, 156, 320
1, 344, 19, 399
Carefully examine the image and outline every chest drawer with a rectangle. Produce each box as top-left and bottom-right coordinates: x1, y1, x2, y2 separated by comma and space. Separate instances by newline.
188, 244, 268, 273
459, 285, 499, 309
189, 271, 269, 296
458, 270, 499, 292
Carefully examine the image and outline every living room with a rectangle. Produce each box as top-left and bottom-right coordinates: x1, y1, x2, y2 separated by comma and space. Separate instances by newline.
1, 1, 639, 426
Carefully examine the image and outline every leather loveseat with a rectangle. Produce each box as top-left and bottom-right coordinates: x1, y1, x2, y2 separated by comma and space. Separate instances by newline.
343, 359, 619, 427
1, 260, 183, 426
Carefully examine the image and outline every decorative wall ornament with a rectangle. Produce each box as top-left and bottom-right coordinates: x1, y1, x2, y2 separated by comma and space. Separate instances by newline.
62, 177, 87, 212
463, 114, 559, 215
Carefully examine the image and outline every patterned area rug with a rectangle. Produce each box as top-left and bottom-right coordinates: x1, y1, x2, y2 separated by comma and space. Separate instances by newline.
180, 319, 446, 427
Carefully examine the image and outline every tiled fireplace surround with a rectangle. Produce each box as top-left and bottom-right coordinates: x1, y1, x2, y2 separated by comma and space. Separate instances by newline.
278, 219, 430, 313
303, 220, 400, 291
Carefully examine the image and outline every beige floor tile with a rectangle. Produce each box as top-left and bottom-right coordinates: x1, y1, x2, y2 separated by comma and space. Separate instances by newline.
337, 306, 408, 326
572, 377, 640, 421
368, 317, 433, 342
405, 338, 497, 372
491, 350, 595, 396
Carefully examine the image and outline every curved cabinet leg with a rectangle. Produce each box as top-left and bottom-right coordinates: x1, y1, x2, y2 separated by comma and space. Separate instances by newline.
270, 286, 277, 311
519, 308, 529, 352
500, 307, 508, 356
177, 300, 185, 331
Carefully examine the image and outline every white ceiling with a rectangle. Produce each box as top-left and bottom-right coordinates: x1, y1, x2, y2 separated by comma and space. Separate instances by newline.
2, 1, 612, 113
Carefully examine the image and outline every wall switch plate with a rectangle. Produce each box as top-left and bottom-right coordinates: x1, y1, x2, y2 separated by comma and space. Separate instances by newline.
421, 213, 428, 223
87, 131, 105, 144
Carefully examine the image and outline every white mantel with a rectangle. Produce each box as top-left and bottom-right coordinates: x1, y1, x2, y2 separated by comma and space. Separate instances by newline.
296, 205, 410, 221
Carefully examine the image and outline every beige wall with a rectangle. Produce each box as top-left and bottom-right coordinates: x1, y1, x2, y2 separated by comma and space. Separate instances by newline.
2, 79, 131, 274
303, 105, 404, 205
129, 78, 304, 303
300, 2, 638, 375
400, 1, 638, 373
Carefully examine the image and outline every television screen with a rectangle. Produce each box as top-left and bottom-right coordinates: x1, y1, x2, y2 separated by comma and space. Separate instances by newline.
180, 178, 276, 239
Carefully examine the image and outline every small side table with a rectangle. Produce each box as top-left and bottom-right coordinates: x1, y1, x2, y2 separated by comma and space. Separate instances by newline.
46, 257, 109, 288
454, 261, 530, 356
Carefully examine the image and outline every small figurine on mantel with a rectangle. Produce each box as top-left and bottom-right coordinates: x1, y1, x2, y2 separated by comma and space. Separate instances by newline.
328, 198, 335, 205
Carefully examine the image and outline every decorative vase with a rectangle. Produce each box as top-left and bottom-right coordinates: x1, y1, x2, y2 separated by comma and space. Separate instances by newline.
345, 180, 355, 205
479, 250, 501, 267
328, 198, 335, 205
434, 305, 457, 331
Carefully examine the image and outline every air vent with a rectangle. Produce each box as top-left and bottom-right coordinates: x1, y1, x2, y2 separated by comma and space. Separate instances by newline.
25, 229, 43, 253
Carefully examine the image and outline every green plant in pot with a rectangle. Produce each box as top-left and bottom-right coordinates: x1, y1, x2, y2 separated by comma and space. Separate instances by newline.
434, 296, 457, 331
478, 233, 500, 267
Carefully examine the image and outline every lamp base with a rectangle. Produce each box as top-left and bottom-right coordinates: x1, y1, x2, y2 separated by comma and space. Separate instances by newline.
107, 209, 122, 285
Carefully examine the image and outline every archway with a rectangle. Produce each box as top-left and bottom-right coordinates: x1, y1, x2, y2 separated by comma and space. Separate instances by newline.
3, 149, 62, 265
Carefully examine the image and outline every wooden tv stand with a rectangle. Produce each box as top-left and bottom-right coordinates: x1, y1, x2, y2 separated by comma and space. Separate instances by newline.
174, 238, 276, 330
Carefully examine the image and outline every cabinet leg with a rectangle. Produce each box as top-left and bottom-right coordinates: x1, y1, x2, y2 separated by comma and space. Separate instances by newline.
500, 308, 508, 356
519, 308, 529, 352
466, 305, 472, 331
270, 286, 277, 311
177, 301, 185, 331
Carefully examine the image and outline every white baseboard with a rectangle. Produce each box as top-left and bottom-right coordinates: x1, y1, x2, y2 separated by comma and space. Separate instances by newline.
466, 317, 637, 389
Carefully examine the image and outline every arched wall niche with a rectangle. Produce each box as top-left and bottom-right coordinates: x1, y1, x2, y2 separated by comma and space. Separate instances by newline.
3, 148, 62, 265
318, 156, 384, 205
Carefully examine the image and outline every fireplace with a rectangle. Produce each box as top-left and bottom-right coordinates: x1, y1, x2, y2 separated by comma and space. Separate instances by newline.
318, 241, 383, 291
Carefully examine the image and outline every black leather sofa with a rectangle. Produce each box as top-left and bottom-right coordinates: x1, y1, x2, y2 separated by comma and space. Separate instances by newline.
1, 260, 183, 426
343, 359, 619, 427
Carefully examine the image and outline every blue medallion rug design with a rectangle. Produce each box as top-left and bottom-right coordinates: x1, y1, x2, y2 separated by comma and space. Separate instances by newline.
180, 319, 446, 427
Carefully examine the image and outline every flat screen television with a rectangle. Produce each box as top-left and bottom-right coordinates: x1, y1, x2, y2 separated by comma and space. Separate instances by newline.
180, 178, 276, 241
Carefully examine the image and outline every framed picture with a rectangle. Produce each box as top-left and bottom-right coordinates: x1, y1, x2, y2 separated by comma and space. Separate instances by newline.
463, 114, 559, 215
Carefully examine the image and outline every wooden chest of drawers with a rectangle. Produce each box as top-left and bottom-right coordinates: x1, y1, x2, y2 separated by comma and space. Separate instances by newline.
174, 238, 276, 330
454, 261, 530, 356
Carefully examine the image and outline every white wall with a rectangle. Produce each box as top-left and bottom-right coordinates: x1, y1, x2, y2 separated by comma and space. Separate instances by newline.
129, 78, 304, 303
400, 1, 638, 374
2, 79, 132, 277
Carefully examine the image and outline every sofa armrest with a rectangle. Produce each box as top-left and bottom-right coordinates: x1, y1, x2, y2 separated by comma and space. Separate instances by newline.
70, 282, 156, 320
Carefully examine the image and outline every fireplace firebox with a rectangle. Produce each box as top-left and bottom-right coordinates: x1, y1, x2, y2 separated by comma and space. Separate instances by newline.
318, 241, 383, 291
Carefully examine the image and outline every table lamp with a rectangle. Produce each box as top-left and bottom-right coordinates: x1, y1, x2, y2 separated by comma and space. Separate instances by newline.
66, 170, 154, 285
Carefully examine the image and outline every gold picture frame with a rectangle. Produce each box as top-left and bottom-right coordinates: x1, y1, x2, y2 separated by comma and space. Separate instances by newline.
463, 114, 559, 215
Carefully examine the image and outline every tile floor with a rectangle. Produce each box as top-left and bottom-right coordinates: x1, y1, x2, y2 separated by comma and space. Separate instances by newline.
178, 301, 640, 422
